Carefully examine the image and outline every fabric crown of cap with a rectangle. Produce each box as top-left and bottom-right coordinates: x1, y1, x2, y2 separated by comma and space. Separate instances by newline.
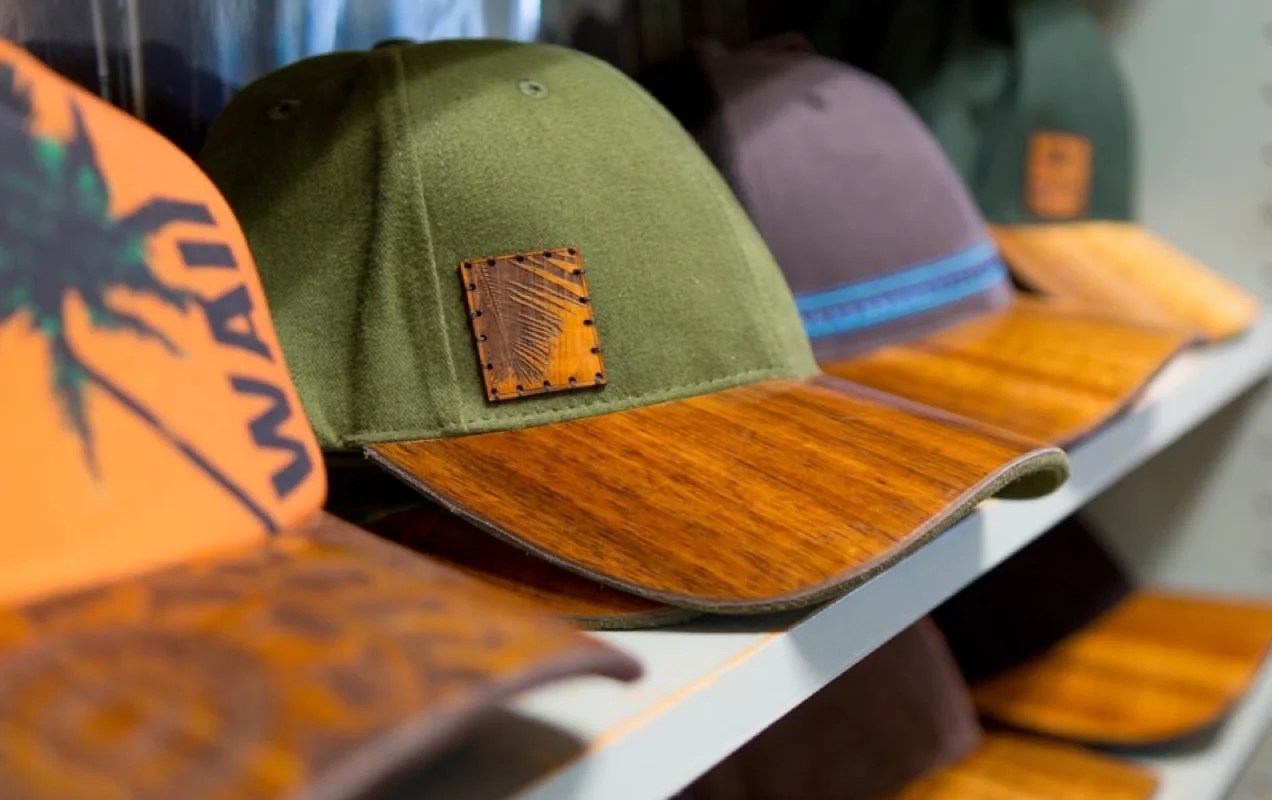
685, 44, 1015, 357
198, 39, 818, 450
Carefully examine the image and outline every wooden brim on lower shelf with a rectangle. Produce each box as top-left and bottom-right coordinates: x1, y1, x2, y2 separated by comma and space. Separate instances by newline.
886, 732, 1159, 800
971, 591, 1272, 747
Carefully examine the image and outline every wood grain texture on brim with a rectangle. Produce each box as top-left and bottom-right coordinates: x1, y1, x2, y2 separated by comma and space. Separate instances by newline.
366, 378, 1068, 612
0, 514, 638, 800
972, 591, 1272, 747
885, 732, 1158, 799
367, 504, 698, 630
821, 295, 1191, 445
993, 221, 1261, 343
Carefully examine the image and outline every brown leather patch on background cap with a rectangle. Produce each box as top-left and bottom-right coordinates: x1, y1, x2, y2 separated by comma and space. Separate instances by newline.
461, 247, 606, 402
1026, 131, 1093, 219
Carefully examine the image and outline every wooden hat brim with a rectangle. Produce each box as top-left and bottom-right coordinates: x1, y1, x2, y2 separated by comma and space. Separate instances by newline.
365, 502, 696, 630
886, 732, 1158, 799
821, 294, 1192, 446
992, 221, 1260, 343
971, 590, 1272, 746
366, 377, 1068, 612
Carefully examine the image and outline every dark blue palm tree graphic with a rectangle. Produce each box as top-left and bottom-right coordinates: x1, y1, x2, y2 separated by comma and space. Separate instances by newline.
0, 65, 277, 531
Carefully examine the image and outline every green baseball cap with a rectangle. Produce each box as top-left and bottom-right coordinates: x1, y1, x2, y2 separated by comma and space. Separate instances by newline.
199, 38, 1067, 614
855, 0, 1127, 221
866, 0, 1259, 341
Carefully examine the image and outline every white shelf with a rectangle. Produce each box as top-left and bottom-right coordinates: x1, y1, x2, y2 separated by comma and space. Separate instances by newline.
407, 314, 1272, 800
1140, 656, 1272, 800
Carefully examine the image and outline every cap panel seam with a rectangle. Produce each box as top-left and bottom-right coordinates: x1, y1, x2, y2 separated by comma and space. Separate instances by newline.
576, 53, 796, 375
383, 46, 467, 431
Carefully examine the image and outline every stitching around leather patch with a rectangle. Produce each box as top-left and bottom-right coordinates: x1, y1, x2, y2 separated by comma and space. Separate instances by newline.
461, 246, 606, 403
1026, 131, 1093, 219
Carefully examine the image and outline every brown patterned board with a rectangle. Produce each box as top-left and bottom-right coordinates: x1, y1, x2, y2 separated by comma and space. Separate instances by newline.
971, 590, 1272, 746
367, 504, 698, 630
366, 377, 1069, 612
0, 514, 639, 800
461, 246, 606, 402
1025, 131, 1094, 219
886, 732, 1158, 800
993, 221, 1262, 342
822, 294, 1191, 445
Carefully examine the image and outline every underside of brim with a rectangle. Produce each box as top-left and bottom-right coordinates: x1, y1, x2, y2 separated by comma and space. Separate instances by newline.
821, 295, 1190, 445
366, 504, 699, 630
992, 221, 1261, 343
887, 732, 1158, 799
366, 378, 1068, 613
971, 590, 1272, 746
0, 514, 637, 800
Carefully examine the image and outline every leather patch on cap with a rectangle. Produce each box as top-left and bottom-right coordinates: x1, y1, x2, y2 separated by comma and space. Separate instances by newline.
1026, 131, 1093, 219
461, 246, 606, 402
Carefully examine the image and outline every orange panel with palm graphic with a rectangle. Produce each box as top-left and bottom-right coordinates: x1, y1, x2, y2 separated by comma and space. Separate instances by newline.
0, 42, 324, 606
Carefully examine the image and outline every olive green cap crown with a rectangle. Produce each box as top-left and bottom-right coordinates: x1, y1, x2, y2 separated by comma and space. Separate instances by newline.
200, 39, 816, 449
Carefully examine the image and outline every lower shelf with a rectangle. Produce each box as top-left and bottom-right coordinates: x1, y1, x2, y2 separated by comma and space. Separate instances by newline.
1140, 656, 1272, 800
398, 314, 1272, 800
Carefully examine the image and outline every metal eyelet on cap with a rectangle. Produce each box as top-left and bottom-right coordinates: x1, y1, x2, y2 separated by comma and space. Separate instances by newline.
517, 78, 548, 99
267, 99, 302, 121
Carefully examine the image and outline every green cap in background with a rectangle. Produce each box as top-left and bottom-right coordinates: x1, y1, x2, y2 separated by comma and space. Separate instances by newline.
200, 38, 1066, 615
857, 0, 1259, 341
957, 0, 1134, 222
858, 0, 1131, 221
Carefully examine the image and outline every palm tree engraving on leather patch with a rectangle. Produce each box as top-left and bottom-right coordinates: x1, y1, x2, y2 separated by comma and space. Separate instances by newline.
461, 246, 606, 402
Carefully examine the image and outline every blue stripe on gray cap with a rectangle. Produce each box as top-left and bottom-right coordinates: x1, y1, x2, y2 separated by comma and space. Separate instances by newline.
796, 241, 1007, 339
